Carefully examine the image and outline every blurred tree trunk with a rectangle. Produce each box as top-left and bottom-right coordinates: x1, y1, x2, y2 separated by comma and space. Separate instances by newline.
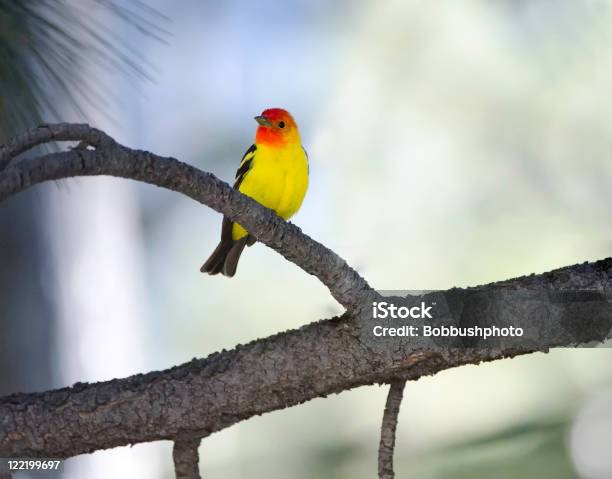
0, 185, 54, 396
0, 1, 163, 476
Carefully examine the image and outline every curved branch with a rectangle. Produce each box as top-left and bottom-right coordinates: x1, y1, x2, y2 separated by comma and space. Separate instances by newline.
0, 124, 372, 310
378, 380, 406, 479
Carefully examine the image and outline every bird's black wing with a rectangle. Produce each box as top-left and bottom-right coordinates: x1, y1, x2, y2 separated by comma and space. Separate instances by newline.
234, 144, 256, 189
230, 144, 257, 246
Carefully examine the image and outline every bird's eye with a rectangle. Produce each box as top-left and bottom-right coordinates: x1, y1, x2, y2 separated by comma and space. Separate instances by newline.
278, 121, 285, 128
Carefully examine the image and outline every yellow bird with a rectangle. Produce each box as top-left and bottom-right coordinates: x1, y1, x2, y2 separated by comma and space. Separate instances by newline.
201, 108, 309, 277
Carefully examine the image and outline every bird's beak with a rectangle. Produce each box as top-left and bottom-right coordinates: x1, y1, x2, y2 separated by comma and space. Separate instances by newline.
254, 115, 272, 127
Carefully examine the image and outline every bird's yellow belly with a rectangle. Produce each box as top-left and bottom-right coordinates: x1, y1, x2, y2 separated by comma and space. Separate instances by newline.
232, 146, 308, 240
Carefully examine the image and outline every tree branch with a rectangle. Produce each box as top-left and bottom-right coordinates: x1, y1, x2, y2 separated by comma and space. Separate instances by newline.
1, 256, 612, 457
0, 124, 610, 463
0, 123, 117, 171
378, 380, 406, 479
173, 439, 202, 479
0, 124, 372, 311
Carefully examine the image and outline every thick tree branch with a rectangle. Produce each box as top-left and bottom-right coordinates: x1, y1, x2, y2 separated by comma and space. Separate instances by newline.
173, 439, 202, 479
0, 124, 372, 311
0, 125, 610, 461
378, 380, 406, 479
1, 257, 612, 457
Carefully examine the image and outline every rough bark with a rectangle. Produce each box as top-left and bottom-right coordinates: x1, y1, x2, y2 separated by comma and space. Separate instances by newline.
2, 257, 612, 457
0, 124, 610, 464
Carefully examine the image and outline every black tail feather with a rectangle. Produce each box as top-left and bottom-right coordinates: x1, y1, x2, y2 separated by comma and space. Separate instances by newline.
222, 237, 248, 277
201, 240, 233, 275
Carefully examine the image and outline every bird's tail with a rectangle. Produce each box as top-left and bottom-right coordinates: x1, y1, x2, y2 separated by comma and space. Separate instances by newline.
202, 217, 255, 277
201, 236, 249, 277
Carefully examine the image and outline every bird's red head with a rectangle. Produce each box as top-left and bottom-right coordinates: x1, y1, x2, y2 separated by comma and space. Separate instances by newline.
254, 108, 299, 147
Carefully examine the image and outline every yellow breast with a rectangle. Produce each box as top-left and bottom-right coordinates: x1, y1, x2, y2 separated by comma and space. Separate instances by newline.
232, 142, 308, 240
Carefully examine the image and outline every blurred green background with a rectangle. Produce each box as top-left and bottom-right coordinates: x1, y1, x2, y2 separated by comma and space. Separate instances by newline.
1, 0, 612, 478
